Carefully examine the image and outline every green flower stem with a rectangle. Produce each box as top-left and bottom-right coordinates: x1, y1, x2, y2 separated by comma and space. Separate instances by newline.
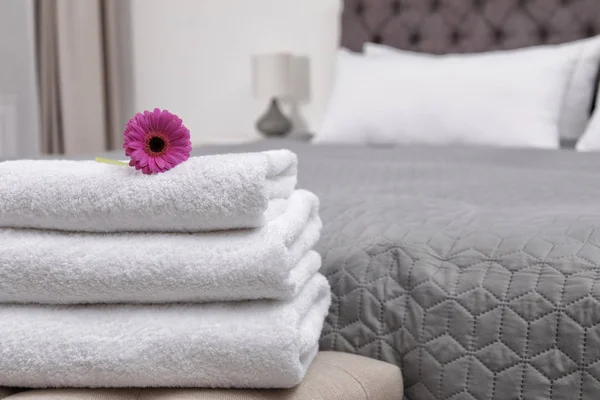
95, 157, 129, 166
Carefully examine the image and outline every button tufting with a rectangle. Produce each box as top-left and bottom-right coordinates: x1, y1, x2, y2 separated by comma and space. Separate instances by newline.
538, 27, 549, 41
372, 34, 383, 44
493, 28, 505, 43
355, 1, 364, 15
391, 0, 401, 14
430, 0, 440, 11
409, 32, 421, 45
585, 24, 596, 37
450, 31, 461, 44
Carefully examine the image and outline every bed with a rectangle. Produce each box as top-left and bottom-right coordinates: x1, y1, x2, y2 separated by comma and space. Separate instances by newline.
8, 1, 598, 399
199, 2, 600, 399
192, 138, 600, 400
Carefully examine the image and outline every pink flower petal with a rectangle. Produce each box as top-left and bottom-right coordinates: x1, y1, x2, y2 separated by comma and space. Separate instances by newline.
149, 108, 161, 130
169, 145, 189, 154
130, 126, 146, 138
137, 155, 149, 167
135, 114, 149, 132
132, 148, 146, 159
170, 153, 190, 163
157, 110, 171, 131
155, 156, 165, 170
172, 142, 191, 151
124, 135, 143, 146
123, 109, 192, 174
169, 129, 190, 141
170, 138, 191, 147
147, 157, 158, 172
163, 119, 182, 135
170, 136, 190, 144
163, 153, 180, 165
146, 115, 156, 131
127, 141, 144, 149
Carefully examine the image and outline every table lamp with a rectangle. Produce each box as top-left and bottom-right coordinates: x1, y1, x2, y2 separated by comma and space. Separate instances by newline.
252, 53, 293, 137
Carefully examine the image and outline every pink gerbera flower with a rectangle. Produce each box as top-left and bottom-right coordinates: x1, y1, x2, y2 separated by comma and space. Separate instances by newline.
123, 108, 192, 174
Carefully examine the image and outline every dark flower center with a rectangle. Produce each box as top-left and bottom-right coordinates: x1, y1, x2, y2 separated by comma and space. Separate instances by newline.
148, 136, 166, 153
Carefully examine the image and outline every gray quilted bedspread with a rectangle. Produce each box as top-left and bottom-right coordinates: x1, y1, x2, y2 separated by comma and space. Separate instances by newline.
193, 141, 600, 399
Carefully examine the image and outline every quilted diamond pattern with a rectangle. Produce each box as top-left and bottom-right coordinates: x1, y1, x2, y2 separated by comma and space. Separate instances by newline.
194, 142, 600, 400
299, 145, 600, 400
341, 0, 600, 53
319, 222, 600, 399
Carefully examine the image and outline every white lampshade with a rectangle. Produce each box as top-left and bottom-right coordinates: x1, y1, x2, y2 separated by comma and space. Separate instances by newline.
252, 53, 294, 99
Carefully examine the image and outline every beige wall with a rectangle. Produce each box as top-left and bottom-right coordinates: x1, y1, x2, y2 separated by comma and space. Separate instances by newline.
131, 0, 342, 145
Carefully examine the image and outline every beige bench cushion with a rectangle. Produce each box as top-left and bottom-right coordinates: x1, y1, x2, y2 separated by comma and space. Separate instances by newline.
1, 352, 403, 400
0, 389, 19, 400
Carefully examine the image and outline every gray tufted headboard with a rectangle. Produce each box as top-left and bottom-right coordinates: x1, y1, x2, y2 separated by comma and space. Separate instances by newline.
341, 0, 600, 54
340, 0, 600, 144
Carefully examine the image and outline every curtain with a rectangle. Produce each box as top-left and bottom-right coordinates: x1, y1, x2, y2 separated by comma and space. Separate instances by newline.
0, 0, 41, 158
35, 0, 62, 154
35, 0, 133, 155
102, 0, 136, 151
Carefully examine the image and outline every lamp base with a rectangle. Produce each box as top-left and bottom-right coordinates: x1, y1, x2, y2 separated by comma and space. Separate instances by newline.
256, 98, 292, 137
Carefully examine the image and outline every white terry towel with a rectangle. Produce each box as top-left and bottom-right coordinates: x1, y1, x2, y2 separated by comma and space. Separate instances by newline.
0, 150, 296, 232
0, 190, 321, 304
0, 274, 331, 389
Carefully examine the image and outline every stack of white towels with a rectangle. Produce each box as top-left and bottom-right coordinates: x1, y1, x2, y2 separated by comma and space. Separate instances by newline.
0, 150, 330, 389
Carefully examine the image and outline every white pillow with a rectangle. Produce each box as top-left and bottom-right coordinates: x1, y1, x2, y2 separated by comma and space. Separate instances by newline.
315, 39, 600, 148
365, 40, 600, 143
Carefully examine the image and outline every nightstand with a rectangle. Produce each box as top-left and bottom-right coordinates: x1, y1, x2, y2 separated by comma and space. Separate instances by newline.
281, 131, 314, 141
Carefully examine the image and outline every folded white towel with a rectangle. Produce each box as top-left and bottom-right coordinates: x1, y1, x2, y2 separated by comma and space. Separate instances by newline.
0, 274, 331, 389
0, 150, 297, 232
0, 190, 321, 304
